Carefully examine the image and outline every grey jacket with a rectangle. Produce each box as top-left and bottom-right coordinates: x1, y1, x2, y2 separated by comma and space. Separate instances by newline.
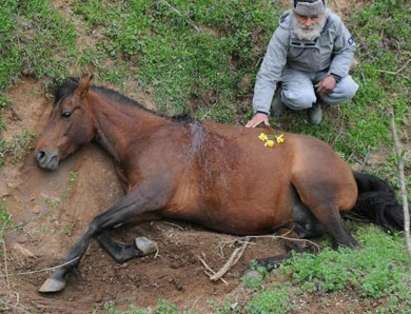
253, 10, 356, 114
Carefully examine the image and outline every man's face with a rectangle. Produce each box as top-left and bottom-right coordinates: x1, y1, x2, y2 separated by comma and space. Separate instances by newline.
292, 12, 326, 41
294, 13, 323, 29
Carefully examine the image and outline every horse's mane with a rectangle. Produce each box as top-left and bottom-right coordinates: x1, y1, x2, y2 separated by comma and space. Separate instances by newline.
54, 78, 193, 123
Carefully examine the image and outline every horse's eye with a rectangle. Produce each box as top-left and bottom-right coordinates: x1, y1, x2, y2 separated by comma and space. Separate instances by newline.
62, 111, 72, 118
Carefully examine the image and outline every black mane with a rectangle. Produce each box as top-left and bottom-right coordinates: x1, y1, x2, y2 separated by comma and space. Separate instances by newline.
54, 78, 193, 123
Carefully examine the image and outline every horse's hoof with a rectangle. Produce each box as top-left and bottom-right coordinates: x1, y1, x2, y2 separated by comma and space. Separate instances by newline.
135, 237, 157, 256
38, 277, 66, 293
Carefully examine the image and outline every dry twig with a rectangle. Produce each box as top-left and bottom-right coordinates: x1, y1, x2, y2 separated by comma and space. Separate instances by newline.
394, 59, 411, 75
2, 239, 10, 289
0, 225, 10, 289
159, 0, 201, 32
209, 237, 250, 281
390, 109, 411, 258
197, 254, 228, 285
236, 233, 321, 252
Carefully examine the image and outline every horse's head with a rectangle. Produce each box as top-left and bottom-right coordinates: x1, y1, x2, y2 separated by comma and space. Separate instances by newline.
35, 74, 96, 170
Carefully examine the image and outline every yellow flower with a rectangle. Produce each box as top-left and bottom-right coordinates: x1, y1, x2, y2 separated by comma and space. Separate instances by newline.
258, 132, 268, 142
275, 134, 285, 144
264, 140, 275, 148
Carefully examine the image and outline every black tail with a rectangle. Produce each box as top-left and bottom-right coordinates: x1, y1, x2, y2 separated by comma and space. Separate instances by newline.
352, 172, 404, 231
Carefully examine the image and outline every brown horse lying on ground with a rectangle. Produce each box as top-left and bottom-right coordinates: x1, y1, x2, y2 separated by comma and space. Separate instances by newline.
35, 74, 403, 293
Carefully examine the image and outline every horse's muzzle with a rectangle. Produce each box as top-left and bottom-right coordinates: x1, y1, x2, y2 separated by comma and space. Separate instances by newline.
35, 149, 60, 170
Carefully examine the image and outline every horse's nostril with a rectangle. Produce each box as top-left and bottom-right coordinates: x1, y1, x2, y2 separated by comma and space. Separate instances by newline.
36, 151, 46, 162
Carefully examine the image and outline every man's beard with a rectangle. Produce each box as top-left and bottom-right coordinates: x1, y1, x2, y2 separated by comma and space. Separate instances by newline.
291, 13, 327, 41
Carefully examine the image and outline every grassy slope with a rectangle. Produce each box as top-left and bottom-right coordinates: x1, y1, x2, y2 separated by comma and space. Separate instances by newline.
0, 0, 410, 313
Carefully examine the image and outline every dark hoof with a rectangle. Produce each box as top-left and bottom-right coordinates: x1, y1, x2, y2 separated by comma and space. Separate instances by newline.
38, 277, 66, 293
135, 237, 157, 256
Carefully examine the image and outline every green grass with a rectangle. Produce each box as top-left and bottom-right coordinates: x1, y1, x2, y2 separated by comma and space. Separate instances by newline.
0, 199, 11, 227
282, 225, 410, 297
245, 286, 291, 314
73, 0, 278, 116
0, 129, 36, 166
0, 0, 20, 90
0, 0, 77, 90
0, 199, 12, 257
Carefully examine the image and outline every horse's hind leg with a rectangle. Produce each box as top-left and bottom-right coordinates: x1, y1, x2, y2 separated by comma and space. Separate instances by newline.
292, 170, 358, 248
313, 208, 358, 248
293, 184, 358, 248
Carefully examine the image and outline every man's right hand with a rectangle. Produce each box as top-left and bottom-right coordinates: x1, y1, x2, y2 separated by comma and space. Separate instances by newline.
245, 113, 270, 128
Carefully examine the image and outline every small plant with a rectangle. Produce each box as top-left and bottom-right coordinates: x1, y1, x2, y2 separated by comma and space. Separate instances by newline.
0, 199, 12, 257
103, 301, 148, 314
0, 199, 11, 227
242, 271, 265, 290
68, 170, 78, 185
0, 139, 6, 167
6, 129, 36, 163
154, 300, 179, 314
211, 300, 241, 314
41, 195, 61, 210
0, 129, 36, 167
245, 285, 291, 314
0, 95, 10, 109
242, 261, 269, 289
61, 170, 79, 200
62, 223, 75, 237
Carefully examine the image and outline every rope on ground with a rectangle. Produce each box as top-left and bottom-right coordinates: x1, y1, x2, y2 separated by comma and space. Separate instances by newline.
0, 256, 80, 278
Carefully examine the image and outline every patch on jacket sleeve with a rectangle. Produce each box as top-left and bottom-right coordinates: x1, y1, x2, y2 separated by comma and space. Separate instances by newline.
348, 37, 355, 46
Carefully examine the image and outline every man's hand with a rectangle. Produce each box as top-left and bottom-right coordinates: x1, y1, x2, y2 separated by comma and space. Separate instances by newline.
316, 75, 336, 95
245, 113, 270, 128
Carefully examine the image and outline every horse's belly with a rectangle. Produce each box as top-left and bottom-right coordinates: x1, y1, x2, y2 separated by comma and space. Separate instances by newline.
205, 208, 289, 235
163, 204, 292, 236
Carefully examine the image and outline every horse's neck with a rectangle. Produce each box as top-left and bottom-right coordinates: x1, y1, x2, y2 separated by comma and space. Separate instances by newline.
89, 92, 169, 162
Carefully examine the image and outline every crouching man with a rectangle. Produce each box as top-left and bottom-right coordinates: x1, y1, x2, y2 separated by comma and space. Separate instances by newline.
246, 0, 358, 127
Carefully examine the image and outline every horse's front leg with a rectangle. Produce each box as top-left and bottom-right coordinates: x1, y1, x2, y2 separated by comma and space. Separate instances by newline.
38, 178, 171, 293
96, 228, 158, 264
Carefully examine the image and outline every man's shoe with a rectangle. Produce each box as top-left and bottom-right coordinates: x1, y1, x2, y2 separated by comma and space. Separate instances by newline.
308, 103, 322, 125
271, 88, 285, 117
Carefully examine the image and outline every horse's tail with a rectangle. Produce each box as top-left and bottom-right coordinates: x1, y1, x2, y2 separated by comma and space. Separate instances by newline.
351, 171, 404, 231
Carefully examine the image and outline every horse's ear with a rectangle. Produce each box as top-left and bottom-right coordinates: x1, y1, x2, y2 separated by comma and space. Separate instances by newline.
76, 73, 94, 99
